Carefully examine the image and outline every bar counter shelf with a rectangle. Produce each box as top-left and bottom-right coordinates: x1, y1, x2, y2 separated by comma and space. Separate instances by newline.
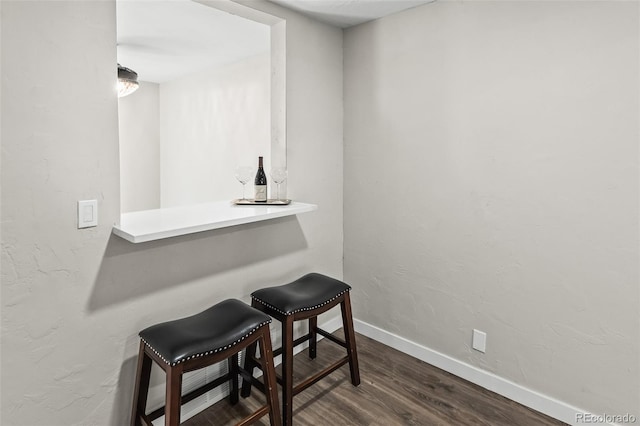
112, 200, 317, 243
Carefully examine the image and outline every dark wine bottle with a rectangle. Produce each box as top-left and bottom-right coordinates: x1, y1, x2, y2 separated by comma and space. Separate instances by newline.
254, 156, 267, 202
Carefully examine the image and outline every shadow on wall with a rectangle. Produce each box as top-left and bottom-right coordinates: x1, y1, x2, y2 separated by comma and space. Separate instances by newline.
112, 354, 138, 425
87, 216, 308, 311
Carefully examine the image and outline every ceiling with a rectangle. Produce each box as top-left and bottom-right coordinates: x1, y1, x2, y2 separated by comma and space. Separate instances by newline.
116, 0, 269, 83
268, 0, 436, 28
116, 0, 435, 84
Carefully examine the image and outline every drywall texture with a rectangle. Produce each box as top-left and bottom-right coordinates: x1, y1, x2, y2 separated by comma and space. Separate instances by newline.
0, 0, 343, 424
344, 0, 639, 419
160, 53, 271, 207
118, 81, 160, 213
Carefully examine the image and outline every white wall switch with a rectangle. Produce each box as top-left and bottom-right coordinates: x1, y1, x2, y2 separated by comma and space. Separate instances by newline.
472, 329, 487, 353
78, 200, 98, 228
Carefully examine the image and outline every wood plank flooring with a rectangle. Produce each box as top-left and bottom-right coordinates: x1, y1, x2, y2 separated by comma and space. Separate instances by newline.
183, 331, 567, 425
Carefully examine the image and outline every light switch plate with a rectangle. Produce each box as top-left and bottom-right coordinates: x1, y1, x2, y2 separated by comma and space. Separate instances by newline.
78, 200, 98, 228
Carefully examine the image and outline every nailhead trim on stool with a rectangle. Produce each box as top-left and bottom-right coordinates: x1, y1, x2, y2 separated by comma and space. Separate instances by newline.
140, 320, 271, 366
251, 289, 349, 316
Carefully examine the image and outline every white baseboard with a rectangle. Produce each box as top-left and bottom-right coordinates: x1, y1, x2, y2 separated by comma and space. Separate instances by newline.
353, 319, 606, 426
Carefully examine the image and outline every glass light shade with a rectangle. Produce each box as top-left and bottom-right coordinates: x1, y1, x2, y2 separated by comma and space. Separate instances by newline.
117, 64, 139, 98
118, 79, 139, 97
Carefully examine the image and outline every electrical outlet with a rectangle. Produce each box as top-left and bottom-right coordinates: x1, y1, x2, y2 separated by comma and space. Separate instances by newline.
472, 329, 487, 353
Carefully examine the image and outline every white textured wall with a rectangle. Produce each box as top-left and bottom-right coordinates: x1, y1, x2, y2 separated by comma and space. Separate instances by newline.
160, 54, 271, 207
118, 81, 160, 213
344, 0, 639, 418
0, 1, 343, 424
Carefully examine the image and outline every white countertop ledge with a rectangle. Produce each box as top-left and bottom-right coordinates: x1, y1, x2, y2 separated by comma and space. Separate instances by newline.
112, 201, 318, 243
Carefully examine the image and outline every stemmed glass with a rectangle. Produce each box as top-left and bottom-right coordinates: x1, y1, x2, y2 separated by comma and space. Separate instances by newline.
234, 166, 253, 200
270, 167, 288, 201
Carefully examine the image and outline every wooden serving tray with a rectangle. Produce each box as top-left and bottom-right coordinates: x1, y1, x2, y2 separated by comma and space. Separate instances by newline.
232, 199, 291, 206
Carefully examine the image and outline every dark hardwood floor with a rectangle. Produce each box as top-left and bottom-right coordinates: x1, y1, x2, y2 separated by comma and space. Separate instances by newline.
183, 331, 567, 425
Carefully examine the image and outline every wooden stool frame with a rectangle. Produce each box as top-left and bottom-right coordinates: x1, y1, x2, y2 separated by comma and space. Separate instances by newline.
131, 323, 281, 426
241, 291, 360, 426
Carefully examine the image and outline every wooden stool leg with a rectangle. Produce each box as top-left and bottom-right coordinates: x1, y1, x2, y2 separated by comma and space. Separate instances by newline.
308, 316, 317, 359
259, 327, 282, 426
281, 315, 295, 426
165, 366, 183, 426
131, 341, 152, 426
228, 353, 239, 405
240, 341, 258, 398
341, 292, 361, 386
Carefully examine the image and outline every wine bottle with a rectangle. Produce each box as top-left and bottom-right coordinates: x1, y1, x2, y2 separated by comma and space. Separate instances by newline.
254, 156, 268, 202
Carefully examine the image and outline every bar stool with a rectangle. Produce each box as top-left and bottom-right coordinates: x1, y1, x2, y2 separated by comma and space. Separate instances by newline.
130, 299, 281, 426
241, 273, 360, 426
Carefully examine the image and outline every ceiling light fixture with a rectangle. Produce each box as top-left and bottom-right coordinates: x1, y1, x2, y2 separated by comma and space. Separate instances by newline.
117, 64, 139, 98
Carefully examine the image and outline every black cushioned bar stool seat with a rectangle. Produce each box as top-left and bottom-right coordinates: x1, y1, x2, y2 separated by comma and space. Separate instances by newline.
241, 273, 360, 426
131, 299, 281, 426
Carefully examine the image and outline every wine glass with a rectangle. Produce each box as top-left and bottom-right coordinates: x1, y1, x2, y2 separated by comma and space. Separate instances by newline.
234, 166, 253, 200
270, 167, 288, 201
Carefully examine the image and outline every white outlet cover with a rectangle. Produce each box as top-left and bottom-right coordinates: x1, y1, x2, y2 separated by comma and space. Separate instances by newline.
472, 329, 487, 353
